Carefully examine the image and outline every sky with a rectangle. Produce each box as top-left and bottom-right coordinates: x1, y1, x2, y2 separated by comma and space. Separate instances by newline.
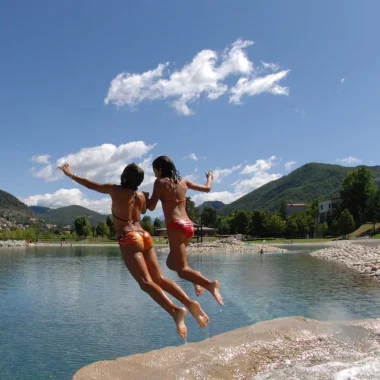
1, 0, 379, 218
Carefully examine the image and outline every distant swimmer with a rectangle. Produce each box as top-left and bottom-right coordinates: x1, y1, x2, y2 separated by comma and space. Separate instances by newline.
144, 156, 223, 306
58, 163, 209, 339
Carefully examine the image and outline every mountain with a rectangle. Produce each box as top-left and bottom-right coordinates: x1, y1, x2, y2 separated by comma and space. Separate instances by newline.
218, 163, 380, 215
0, 189, 36, 222
37, 205, 107, 226
30, 206, 51, 215
196, 200, 226, 213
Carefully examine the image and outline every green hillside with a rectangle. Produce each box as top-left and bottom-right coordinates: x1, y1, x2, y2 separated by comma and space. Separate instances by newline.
0, 189, 35, 222
196, 200, 226, 213
30, 206, 50, 215
38, 205, 108, 226
218, 163, 380, 215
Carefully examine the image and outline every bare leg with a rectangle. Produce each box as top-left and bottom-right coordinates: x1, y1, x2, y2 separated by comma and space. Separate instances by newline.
145, 247, 209, 328
167, 229, 224, 305
120, 246, 187, 338
167, 247, 204, 297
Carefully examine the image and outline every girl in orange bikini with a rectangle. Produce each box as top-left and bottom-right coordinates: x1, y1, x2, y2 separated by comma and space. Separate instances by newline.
145, 156, 223, 305
58, 162, 209, 339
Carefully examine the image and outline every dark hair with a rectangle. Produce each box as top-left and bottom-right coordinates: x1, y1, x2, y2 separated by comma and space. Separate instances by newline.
120, 163, 144, 190
152, 156, 181, 184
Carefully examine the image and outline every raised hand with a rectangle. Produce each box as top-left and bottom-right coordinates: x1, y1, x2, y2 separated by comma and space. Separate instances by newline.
205, 170, 214, 181
57, 163, 73, 178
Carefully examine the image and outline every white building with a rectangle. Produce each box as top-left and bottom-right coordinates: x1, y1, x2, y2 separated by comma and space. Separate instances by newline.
318, 194, 342, 223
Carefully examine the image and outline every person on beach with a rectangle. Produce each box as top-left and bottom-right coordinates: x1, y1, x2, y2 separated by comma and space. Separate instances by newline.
58, 163, 209, 339
144, 156, 223, 305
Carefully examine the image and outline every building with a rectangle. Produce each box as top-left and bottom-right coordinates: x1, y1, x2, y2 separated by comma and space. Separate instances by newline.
286, 203, 307, 217
318, 193, 342, 223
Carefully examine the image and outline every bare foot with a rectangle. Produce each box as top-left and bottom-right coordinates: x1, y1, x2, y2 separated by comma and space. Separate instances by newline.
188, 301, 209, 328
174, 308, 187, 339
194, 283, 204, 297
209, 280, 224, 305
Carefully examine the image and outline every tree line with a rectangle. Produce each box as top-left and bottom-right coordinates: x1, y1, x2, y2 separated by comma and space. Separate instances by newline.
194, 167, 380, 238
1, 167, 379, 241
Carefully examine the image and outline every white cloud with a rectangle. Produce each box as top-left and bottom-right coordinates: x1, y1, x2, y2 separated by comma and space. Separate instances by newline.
192, 191, 243, 206
213, 164, 242, 183
105, 39, 290, 115
191, 156, 282, 206
341, 78, 345, 84
186, 153, 198, 161
294, 108, 306, 115
285, 160, 296, 171
240, 156, 277, 175
30, 141, 155, 183
261, 61, 279, 72
31, 154, 51, 164
337, 156, 362, 166
229, 70, 290, 104
22, 188, 112, 214
233, 172, 282, 194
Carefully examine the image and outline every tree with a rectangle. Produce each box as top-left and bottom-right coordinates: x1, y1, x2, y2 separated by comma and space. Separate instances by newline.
229, 210, 252, 234
248, 211, 268, 236
341, 167, 375, 225
290, 212, 309, 237
338, 209, 355, 237
366, 187, 380, 231
186, 197, 199, 223
96, 222, 110, 238
278, 200, 288, 220
307, 198, 321, 220
74, 216, 92, 238
106, 215, 116, 238
285, 218, 298, 237
264, 214, 285, 236
153, 217, 164, 235
202, 207, 217, 227
318, 222, 329, 237
141, 216, 154, 235
214, 216, 230, 234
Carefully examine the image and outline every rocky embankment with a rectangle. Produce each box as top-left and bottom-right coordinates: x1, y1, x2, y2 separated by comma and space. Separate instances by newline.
311, 241, 380, 283
159, 237, 287, 254
73, 316, 380, 380
0, 240, 29, 248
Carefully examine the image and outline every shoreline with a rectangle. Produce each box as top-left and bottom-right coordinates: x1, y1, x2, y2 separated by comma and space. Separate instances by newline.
310, 241, 380, 284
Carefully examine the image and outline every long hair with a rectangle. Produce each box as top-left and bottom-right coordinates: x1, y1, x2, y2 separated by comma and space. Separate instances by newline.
152, 156, 181, 184
120, 163, 144, 190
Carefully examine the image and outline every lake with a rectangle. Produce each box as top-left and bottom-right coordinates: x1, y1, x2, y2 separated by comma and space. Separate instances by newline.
0, 245, 379, 379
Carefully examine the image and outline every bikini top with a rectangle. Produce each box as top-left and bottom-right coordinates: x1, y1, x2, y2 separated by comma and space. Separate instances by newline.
111, 191, 140, 223
111, 210, 140, 224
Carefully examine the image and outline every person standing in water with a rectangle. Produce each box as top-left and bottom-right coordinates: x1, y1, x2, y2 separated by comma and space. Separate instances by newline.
144, 156, 223, 305
58, 163, 209, 339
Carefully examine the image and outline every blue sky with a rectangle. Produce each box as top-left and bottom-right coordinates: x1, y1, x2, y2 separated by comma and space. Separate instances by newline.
1, 0, 379, 218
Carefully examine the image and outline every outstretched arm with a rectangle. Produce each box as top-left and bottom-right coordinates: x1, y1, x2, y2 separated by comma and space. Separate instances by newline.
58, 163, 114, 194
186, 170, 214, 193
144, 179, 161, 211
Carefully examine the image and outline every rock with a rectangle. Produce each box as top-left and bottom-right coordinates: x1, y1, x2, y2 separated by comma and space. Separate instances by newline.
0, 240, 28, 248
73, 317, 380, 380
310, 242, 380, 285
158, 237, 287, 254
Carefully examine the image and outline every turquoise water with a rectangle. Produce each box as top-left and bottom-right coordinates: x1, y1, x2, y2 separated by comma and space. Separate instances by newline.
0, 246, 379, 379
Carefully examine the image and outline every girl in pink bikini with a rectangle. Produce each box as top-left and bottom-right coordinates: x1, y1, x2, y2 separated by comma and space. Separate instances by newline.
145, 156, 223, 305
58, 162, 209, 339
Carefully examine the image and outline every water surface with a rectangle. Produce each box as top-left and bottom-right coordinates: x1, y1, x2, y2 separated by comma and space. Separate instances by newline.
0, 246, 379, 379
